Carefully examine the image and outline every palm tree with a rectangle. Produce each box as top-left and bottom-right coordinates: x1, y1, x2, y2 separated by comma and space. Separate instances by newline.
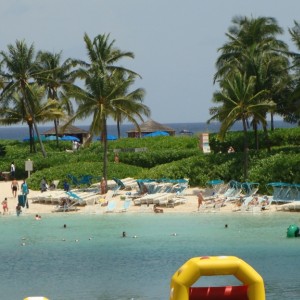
284, 21, 300, 125
213, 15, 290, 149
36, 51, 75, 146
0, 84, 64, 152
209, 70, 275, 179
110, 72, 150, 138
68, 69, 148, 180
215, 16, 287, 81
0, 40, 48, 157
80, 33, 139, 76
66, 33, 148, 182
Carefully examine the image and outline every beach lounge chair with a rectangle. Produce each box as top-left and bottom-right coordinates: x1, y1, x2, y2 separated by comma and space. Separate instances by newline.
218, 181, 242, 202
105, 200, 117, 213
52, 197, 81, 212
113, 178, 137, 191
167, 196, 187, 207
67, 174, 93, 188
52, 190, 86, 212
103, 190, 114, 202
119, 199, 131, 212
133, 193, 169, 205
203, 180, 227, 201
153, 193, 173, 205
113, 178, 126, 190
49, 180, 60, 190
120, 178, 138, 190
241, 182, 259, 197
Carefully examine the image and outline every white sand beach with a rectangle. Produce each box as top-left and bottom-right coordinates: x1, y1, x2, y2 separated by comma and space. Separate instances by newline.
0, 179, 281, 216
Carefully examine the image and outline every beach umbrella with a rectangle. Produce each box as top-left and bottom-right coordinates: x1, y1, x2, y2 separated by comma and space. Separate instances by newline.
144, 131, 169, 137
23, 136, 46, 142
45, 135, 61, 141
97, 134, 117, 141
61, 135, 80, 141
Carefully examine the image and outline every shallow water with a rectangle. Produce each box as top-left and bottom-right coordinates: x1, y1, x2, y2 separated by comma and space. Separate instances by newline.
1, 212, 300, 300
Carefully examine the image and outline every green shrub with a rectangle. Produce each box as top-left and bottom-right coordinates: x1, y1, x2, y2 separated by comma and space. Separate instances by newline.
0, 128, 299, 191
248, 153, 300, 193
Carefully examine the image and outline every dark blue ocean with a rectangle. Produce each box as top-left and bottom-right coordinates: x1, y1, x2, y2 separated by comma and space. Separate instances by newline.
0, 121, 297, 141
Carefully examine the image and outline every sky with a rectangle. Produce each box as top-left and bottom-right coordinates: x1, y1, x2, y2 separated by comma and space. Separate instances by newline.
1, 0, 300, 125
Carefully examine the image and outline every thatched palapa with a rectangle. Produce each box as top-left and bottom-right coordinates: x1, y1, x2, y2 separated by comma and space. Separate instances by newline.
126, 119, 175, 138
42, 124, 89, 143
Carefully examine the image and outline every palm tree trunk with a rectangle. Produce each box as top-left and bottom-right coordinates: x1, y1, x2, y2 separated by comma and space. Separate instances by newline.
33, 121, 47, 158
21, 82, 47, 157
253, 122, 259, 151
117, 119, 121, 139
263, 124, 271, 152
242, 117, 249, 180
102, 118, 108, 189
270, 112, 274, 131
28, 123, 36, 153
54, 119, 59, 148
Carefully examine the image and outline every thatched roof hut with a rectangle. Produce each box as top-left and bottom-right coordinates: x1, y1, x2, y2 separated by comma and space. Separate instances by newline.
42, 124, 89, 143
126, 119, 175, 138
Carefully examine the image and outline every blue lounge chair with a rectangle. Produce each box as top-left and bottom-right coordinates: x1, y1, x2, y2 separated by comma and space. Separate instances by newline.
67, 174, 93, 188
105, 200, 116, 213
119, 199, 131, 212
113, 178, 126, 190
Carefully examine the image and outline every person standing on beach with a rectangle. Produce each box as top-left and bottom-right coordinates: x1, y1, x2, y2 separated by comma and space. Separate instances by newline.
198, 191, 204, 211
100, 177, 107, 195
21, 180, 29, 208
11, 178, 19, 198
40, 177, 48, 192
10, 162, 15, 178
2, 198, 8, 214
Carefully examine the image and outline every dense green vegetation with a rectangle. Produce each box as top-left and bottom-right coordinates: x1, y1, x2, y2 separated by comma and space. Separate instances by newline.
0, 127, 299, 194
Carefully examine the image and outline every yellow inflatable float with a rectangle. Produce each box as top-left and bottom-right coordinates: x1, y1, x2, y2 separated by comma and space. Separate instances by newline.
170, 256, 265, 300
24, 297, 49, 300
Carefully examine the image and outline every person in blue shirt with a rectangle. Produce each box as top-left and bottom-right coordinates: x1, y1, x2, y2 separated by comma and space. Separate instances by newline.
21, 180, 29, 208
63, 180, 70, 191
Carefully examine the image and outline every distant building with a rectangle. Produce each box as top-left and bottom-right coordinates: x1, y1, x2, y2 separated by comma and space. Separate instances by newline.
126, 119, 175, 138
42, 124, 89, 144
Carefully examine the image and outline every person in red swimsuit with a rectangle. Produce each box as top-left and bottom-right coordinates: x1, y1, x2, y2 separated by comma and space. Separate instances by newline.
2, 198, 8, 214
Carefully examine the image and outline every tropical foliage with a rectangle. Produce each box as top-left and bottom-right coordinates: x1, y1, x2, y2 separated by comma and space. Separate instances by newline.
0, 128, 299, 194
65, 33, 150, 181
209, 16, 298, 179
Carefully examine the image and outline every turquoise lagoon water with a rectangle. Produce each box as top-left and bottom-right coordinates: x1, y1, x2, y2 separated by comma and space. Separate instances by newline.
1, 212, 300, 300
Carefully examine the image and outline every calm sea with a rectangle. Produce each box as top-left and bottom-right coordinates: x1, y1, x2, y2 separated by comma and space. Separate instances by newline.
0, 212, 300, 300
0, 121, 297, 141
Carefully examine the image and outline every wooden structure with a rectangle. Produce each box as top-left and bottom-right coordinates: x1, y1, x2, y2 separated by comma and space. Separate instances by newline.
42, 124, 89, 144
126, 119, 175, 138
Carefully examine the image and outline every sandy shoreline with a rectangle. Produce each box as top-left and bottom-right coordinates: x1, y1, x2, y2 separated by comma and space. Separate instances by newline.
0, 179, 282, 216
